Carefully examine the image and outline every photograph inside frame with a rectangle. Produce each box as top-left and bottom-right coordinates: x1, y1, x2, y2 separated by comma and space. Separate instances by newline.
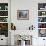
17, 10, 29, 20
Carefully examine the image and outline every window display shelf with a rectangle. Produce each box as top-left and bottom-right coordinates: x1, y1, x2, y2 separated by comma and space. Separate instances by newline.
0, 16, 8, 17
38, 16, 46, 17
38, 22, 46, 23
38, 3, 46, 37
38, 28, 46, 29
0, 21, 8, 24
38, 10, 46, 11
0, 3, 8, 37
0, 10, 8, 11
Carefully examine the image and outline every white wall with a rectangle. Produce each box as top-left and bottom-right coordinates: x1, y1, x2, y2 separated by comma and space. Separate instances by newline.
11, 0, 38, 30
11, 0, 46, 30
11, 0, 46, 46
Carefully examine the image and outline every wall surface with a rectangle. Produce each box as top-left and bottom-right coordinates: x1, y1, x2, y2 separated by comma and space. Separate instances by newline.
11, 0, 46, 30
11, 0, 38, 30
11, 0, 46, 46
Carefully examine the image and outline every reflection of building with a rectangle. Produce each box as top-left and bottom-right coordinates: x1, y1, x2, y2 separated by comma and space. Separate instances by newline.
38, 17, 46, 22
38, 23, 46, 28
0, 23, 8, 37
39, 29, 46, 37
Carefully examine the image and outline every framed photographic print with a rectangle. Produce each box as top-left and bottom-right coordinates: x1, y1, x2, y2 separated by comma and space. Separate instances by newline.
17, 10, 29, 20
